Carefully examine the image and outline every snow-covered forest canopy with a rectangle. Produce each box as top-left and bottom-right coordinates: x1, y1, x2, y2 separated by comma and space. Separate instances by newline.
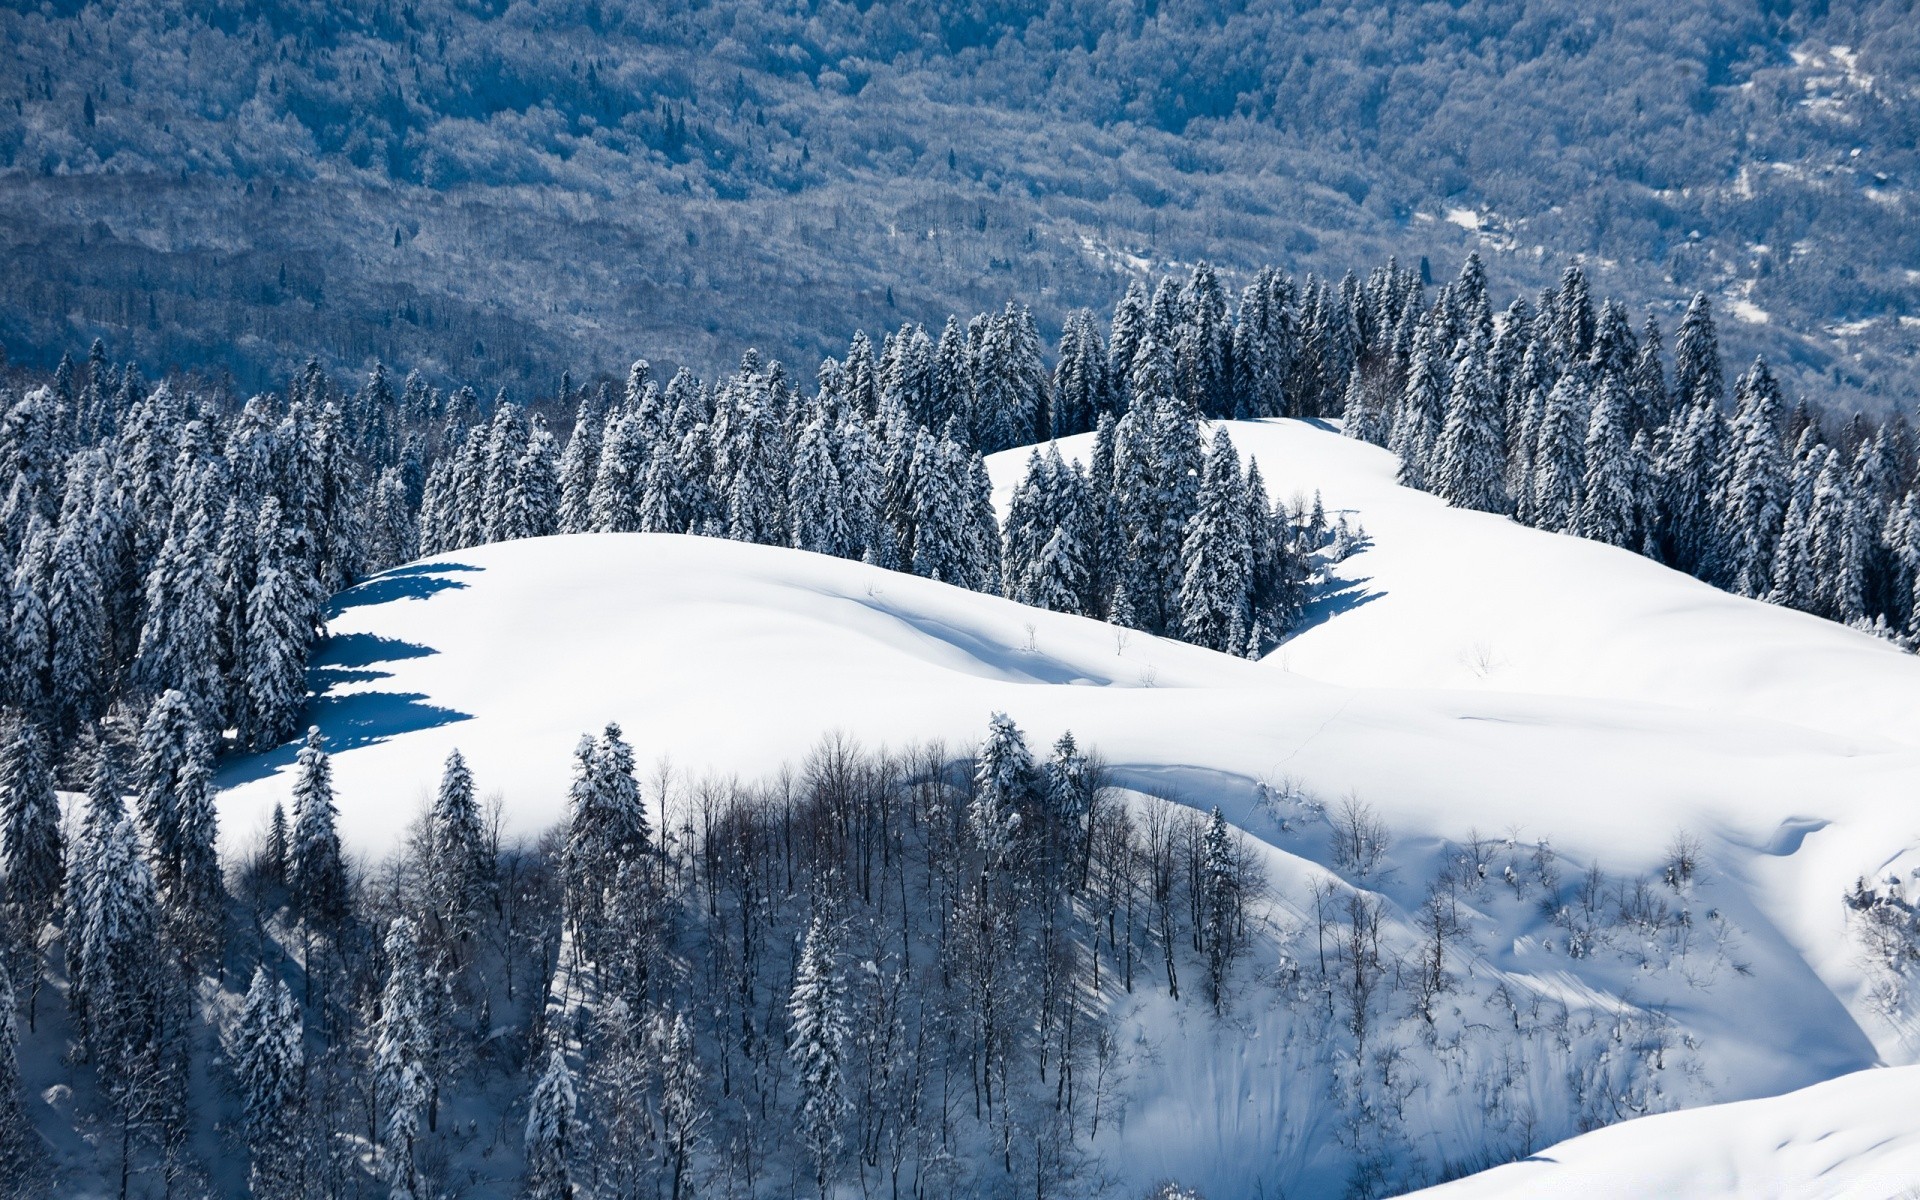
0, 242, 1913, 1195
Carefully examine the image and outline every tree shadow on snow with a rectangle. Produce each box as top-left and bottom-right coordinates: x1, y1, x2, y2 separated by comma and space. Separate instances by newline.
1278, 574, 1385, 643
216, 690, 473, 789
330, 560, 483, 614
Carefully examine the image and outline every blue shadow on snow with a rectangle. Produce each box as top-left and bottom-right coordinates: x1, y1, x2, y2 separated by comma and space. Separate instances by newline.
330, 560, 483, 614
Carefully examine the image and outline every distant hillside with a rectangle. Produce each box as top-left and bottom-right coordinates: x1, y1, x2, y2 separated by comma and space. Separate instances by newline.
2, 0, 1918, 411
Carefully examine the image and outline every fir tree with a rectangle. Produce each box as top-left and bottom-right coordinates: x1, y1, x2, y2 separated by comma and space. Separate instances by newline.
1177, 430, 1252, 652
426, 748, 491, 946
1433, 342, 1508, 513
970, 713, 1036, 869
0, 957, 31, 1188
788, 914, 850, 1200
1721, 358, 1790, 597
1390, 324, 1446, 490
0, 721, 59, 1029
1673, 292, 1725, 413
1576, 372, 1638, 548
1200, 806, 1239, 1013
374, 917, 434, 1200
524, 1048, 581, 1200
136, 691, 224, 966
1530, 366, 1590, 533
288, 727, 349, 929
789, 404, 856, 559
230, 965, 304, 1199
241, 497, 322, 749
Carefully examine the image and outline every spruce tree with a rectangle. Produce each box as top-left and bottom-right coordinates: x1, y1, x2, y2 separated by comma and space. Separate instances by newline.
1530, 366, 1590, 533
970, 713, 1036, 869
426, 748, 490, 946
525, 1048, 581, 1200
241, 497, 322, 749
1433, 342, 1508, 513
0, 721, 59, 1029
788, 404, 855, 559
1177, 430, 1252, 652
1576, 372, 1637, 548
288, 727, 349, 929
231, 966, 304, 1199
0, 957, 31, 1188
374, 916, 434, 1200
788, 914, 849, 1200
1390, 324, 1446, 490
1673, 292, 1725, 413
137, 691, 224, 966
1721, 358, 1789, 597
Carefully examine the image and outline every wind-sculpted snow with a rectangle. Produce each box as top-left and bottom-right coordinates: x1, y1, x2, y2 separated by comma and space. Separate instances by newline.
215, 418, 1920, 1195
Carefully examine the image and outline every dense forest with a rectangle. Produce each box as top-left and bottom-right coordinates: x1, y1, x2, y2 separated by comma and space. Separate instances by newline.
2, 0, 1919, 409
0, 247, 1912, 1193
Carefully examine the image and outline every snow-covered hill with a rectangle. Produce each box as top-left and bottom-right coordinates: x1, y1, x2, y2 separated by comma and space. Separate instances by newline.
216, 418, 1920, 1196
1404, 1063, 1920, 1199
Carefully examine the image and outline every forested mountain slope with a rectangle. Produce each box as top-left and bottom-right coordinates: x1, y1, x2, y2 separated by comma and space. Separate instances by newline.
3, 0, 1919, 411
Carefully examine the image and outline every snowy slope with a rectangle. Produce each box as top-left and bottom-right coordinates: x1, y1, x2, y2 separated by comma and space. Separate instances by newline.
1402, 1064, 1920, 1200
214, 418, 1920, 1195
987, 418, 1920, 751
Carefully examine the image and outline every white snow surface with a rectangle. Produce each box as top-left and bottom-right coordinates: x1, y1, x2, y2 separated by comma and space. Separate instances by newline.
1403, 1063, 1920, 1199
217, 418, 1920, 1196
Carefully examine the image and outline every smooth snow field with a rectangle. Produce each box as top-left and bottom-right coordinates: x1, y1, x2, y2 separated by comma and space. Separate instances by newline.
219, 418, 1920, 1197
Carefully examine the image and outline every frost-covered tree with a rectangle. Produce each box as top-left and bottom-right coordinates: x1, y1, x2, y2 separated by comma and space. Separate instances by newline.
427, 749, 491, 947
1200, 807, 1241, 1013
1720, 358, 1789, 598
374, 916, 433, 1200
1433, 342, 1508, 513
1177, 429, 1252, 652
241, 497, 323, 749
1390, 324, 1446, 490
288, 727, 349, 929
970, 713, 1036, 869
231, 965, 304, 1199
0, 721, 59, 1027
561, 724, 649, 959
1673, 292, 1724, 414
1044, 730, 1094, 887
525, 1048, 580, 1200
136, 691, 223, 965
0, 957, 30, 1189
788, 914, 850, 1200
788, 403, 857, 559
1576, 372, 1637, 548
1530, 366, 1589, 533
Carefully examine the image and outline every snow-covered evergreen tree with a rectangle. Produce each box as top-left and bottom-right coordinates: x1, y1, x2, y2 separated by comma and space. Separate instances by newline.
374, 916, 434, 1200
288, 727, 349, 929
789, 914, 850, 1200
970, 713, 1036, 869
1525, 365, 1587, 532
1576, 372, 1638, 548
241, 497, 323, 749
231, 965, 304, 1199
525, 1048, 581, 1200
137, 690, 223, 965
0, 720, 59, 1025
1390, 324, 1446, 490
426, 748, 491, 947
1433, 341, 1508, 513
1720, 358, 1789, 597
1177, 429, 1252, 652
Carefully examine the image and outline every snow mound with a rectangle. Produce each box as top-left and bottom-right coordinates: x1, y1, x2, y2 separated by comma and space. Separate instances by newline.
988, 418, 1920, 752
1403, 1064, 1920, 1200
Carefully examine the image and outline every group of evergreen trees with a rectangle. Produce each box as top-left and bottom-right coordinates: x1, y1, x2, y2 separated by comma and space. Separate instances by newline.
1347, 255, 1920, 638
1, 251, 1906, 830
